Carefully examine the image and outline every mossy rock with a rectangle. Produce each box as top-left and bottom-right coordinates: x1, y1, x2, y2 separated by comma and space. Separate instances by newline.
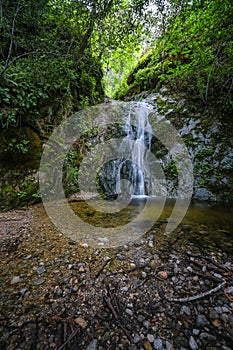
0, 127, 42, 170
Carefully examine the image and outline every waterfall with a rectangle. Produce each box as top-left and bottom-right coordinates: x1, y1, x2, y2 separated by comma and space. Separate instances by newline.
114, 102, 153, 197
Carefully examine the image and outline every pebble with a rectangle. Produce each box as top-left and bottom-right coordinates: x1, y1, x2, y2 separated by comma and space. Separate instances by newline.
33, 279, 44, 286
153, 337, 163, 350
165, 340, 173, 350
196, 314, 208, 327
180, 305, 191, 315
74, 317, 87, 329
116, 254, 124, 261
147, 334, 155, 343
125, 308, 133, 316
10, 276, 21, 284
144, 341, 153, 350
141, 272, 147, 278
87, 339, 98, 350
36, 266, 46, 275
157, 271, 168, 279
133, 333, 141, 343
143, 320, 150, 329
189, 336, 198, 350
193, 329, 200, 335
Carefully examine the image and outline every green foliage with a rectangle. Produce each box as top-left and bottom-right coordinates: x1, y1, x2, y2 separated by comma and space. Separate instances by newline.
117, 0, 233, 119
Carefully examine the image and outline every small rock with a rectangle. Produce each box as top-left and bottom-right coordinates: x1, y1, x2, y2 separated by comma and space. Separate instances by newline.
133, 333, 141, 344
165, 340, 173, 350
36, 266, 46, 275
20, 288, 27, 295
121, 286, 129, 292
196, 314, 208, 327
116, 254, 124, 261
153, 337, 163, 350
214, 306, 223, 314
10, 276, 21, 284
126, 308, 133, 316
144, 341, 153, 350
148, 241, 154, 248
74, 317, 87, 329
143, 320, 150, 329
187, 266, 193, 272
147, 334, 155, 343
157, 271, 168, 279
180, 305, 191, 315
189, 336, 198, 350
199, 332, 216, 341
87, 339, 98, 350
192, 329, 200, 335
141, 272, 147, 278
33, 279, 44, 286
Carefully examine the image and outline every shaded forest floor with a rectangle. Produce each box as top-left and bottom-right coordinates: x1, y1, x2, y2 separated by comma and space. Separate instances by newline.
0, 204, 233, 350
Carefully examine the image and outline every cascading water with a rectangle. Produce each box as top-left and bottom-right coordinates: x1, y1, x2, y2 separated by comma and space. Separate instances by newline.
114, 102, 153, 197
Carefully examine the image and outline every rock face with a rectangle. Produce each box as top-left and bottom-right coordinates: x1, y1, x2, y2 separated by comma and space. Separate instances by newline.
1, 90, 232, 208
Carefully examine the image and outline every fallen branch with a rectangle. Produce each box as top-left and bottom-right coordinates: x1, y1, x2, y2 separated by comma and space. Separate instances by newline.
57, 328, 78, 350
169, 281, 226, 303
103, 291, 133, 342
95, 258, 111, 279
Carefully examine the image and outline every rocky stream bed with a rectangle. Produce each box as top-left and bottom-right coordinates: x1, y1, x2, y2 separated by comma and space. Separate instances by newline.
0, 203, 233, 350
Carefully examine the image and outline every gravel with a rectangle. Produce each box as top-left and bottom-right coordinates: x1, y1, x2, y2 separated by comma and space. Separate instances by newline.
0, 205, 233, 349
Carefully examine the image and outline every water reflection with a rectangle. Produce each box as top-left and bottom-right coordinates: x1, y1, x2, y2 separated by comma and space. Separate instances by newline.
68, 196, 233, 252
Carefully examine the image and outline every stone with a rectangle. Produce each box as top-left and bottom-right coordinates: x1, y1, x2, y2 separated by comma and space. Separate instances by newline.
87, 339, 98, 350
125, 308, 133, 316
36, 266, 46, 275
74, 317, 87, 329
180, 305, 191, 315
153, 337, 163, 350
147, 334, 155, 343
33, 279, 44, 286
196, 314, 208, 327
133, 333, 141, 343
157, 271, 168, 279
144, 341, 153, 350
165, 340, 173, 350
189, 336, 198, 350
10, 276, 21, 284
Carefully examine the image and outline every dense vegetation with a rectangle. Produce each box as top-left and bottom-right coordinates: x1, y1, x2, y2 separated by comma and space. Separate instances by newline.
115, 0, 233, 119
0, 0, 232, 208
